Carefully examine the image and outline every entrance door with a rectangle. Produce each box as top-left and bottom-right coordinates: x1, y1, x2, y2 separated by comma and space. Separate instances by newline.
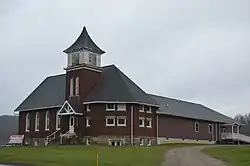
69, 116, 74, 134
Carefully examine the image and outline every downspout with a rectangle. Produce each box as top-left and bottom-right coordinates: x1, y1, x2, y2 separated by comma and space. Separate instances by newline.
156, 114, 159, 145
131, 105, 134, 145
215, 123, 218, 143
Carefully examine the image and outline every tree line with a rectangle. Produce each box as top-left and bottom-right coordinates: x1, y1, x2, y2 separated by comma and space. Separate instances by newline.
234, 113, 250, 124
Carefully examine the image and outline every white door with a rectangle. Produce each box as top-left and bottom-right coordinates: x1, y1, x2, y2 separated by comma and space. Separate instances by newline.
69, 116, 74, 133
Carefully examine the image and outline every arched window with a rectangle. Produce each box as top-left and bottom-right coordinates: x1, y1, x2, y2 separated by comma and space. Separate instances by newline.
75, 77, 79, 96
35, 112, 40, 131
25, 113, 30, 132
70, 78, 74, 96
45, 111, 50, 131
56, 110, 61, 130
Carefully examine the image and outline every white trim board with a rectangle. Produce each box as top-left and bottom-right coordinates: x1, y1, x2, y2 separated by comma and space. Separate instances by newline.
83, 101, 160, 108
15, 105, 62, 112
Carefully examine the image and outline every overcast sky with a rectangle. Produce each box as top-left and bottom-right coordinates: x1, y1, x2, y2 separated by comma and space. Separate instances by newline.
0, 0, 250, 117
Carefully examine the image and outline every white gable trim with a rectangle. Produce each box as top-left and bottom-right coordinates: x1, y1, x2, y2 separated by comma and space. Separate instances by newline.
58, 100, 83, 115
83, 101, 160, 108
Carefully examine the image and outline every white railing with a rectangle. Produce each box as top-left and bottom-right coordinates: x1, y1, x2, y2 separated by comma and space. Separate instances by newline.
221, 132, 250, 143
45, 129, 60, 146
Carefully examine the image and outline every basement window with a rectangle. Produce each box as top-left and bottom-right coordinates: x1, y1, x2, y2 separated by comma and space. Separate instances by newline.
195, 122, 199, 132
106, 116, 115, 126
139, 138, 144, 146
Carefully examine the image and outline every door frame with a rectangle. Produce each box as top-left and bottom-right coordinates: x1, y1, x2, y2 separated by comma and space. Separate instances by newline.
69, 116, 75, 133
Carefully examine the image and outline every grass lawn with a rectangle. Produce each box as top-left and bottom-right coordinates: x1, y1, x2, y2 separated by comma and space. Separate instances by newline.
203, 146, 250, 166
0, 144, 199, 166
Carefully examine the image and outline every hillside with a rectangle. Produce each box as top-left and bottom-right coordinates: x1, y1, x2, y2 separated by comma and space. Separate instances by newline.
0, 115, 18, 145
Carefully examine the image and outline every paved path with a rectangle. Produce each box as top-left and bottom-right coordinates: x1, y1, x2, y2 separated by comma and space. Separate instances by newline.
162, 146, 228, 166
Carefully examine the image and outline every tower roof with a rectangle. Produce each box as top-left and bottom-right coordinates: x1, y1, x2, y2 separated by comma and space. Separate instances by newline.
63, 26, 105, 54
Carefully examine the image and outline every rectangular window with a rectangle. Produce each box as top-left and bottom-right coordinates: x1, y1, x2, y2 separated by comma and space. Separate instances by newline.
86, 105, 90, 112
147, 107, 152, 113
139, 105, 144, 112
146, 118, 152, 128
106, 104, 115, 111
147, 139, 152, 146
117, 104, 126, 111
139, 117, 145, 127
117, 116, 126, 126
195, 122, 199, 132
222, 128, 226, 133
86, 117, 91, 127
208, 124, 212, 133
89, 53, 97, 65
72, 53, 80, 65
106, 116, 115, 126
70, 78, 74, 97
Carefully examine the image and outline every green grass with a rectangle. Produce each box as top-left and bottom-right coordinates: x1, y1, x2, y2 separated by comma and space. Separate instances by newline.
203, 146, 250, 166
0, 144, 200, 166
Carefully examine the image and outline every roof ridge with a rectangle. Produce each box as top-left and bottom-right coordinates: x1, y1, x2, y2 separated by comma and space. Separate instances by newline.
148, 93, 198, 105
112, 66, 136, 101
116, 66, 157, 105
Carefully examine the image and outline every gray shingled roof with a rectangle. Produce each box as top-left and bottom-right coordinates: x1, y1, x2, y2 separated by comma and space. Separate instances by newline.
14, 65, 233, 124
14, 74, 66, 112
63, 26, 105, 54
84, 65, 159, 106
149, 94, 233, 123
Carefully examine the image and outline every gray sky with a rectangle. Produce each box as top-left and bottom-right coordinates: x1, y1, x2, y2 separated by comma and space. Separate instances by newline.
1, 0, 250, 117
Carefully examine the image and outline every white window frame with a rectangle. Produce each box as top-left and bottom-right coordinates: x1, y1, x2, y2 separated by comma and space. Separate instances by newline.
208, 124, 212, 133
147, 107, 152, 113
106, 116, 116, 126
195, 122, 199, 132
86, 138, 90, 145
117, 104, 126, 111
117, 116, 127, 126
56, 111, 61, 130
146, 118, 152, 128
25, 113, 30, 132
106, 104, 115, 111
75, 77, 79, 96
222, 128, 226, 133
139, 117, 145, 127
147, 139, 152, 146
86, 104, 90, 112
35, 112, 40, 131
45, 111, 50, 131
139, 138, 144, 146
139, 105, 144, 112
86, 117, 91, 127
70, 78, 74, 97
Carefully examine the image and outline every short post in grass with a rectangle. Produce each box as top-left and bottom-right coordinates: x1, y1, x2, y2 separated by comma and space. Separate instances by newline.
96, 151, 99, 166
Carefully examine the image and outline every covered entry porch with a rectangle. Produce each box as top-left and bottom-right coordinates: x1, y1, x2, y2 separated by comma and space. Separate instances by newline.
220, 122, 250, 144
57, 100, 83, 142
